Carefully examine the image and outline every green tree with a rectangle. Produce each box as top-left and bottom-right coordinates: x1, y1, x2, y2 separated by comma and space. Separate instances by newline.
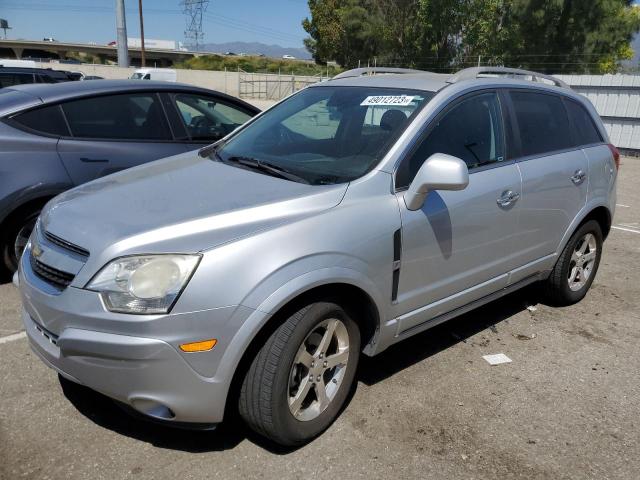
303, 0, 640, 74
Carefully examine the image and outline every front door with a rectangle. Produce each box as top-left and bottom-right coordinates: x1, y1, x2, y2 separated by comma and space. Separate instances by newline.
393, 91, 522, 334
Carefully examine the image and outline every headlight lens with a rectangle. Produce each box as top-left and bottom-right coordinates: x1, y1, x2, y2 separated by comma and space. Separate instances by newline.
86, 254, 201, 314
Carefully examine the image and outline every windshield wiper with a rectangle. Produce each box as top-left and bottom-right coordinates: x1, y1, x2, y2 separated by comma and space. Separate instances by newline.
226, 156, 310, 184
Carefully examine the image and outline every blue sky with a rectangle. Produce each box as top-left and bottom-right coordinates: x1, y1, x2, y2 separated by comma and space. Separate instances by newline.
2, 0, 311, 47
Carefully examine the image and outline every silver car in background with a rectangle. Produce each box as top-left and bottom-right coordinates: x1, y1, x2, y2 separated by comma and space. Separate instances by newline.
18, 67, 618, 446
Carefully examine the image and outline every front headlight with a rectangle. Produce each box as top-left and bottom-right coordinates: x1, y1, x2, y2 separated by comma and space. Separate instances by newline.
86, 254, 201, 314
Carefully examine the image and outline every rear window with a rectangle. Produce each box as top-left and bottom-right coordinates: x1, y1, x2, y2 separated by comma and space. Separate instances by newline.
61, 93, 171, 140
565, 99, 602, 146
510, 91, 573, 157
12, 105, 70, 136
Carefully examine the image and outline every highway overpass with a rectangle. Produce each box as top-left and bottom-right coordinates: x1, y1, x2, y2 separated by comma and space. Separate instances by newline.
0, 39, 196, 67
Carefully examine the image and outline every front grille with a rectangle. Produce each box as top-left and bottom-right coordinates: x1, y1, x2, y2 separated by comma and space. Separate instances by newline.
44, 231, 90, 258
30, 256, 75, 290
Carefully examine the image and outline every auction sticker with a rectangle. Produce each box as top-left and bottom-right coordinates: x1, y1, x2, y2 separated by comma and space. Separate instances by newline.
361, 95, 415, 107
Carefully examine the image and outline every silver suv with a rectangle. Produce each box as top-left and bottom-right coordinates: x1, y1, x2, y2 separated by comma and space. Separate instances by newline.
18, 67, 618, 446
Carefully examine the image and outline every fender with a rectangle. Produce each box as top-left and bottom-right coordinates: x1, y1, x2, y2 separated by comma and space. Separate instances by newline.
0, 182, 71, 227
555, 199, 612, 259
209, 267, 387, 417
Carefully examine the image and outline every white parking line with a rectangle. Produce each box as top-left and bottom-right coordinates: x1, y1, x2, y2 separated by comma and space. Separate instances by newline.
0, 331, 26, 344
612, 226, 640, 234
616, 204, 631, 208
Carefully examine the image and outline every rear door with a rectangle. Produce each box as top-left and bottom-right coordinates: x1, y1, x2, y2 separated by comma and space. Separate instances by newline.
165, 92, 256, 151
508, 90, 589, 282
56, 92, 187, 185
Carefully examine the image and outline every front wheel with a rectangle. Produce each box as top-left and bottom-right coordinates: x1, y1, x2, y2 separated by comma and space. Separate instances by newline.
543, 220, 603, 306
239, 302, 360, 446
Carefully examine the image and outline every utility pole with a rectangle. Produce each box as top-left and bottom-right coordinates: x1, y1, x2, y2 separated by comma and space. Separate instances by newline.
138, 0, 146, 67
115, 0, 129, 68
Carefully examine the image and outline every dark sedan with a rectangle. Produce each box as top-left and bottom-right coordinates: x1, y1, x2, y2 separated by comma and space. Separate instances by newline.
0, 79, 260, 274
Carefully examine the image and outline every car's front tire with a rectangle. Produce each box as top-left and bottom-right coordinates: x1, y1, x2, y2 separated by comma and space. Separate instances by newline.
544, 220, 603, 306
239, 301, 360, 446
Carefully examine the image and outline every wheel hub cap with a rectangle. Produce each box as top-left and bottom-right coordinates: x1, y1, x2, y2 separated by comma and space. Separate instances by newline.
288, 318, 349, 422
568, 233, 598, 292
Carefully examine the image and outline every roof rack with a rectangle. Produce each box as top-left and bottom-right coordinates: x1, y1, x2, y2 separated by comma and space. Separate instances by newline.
448, 66, 569, 89
332, 67, 426, 80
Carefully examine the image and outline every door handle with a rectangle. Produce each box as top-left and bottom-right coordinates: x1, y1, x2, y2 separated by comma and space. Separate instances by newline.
496, 190, 520, 207
80, 157, 109, 163
570, 169, 586, 185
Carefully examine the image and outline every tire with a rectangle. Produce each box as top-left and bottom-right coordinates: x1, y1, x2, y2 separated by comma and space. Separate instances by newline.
543, 220, 603, 306
239, 301, 360, 446
1, 209, 40, 274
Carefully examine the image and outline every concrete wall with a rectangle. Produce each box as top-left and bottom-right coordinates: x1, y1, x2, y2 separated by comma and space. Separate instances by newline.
36, 61, 277, 109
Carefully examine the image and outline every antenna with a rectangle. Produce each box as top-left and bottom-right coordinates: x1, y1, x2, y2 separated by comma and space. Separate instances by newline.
180, 0, 209, 52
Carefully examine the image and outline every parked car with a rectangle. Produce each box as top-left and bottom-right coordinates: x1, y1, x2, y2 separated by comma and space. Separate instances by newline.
17, 67, 617, 446
0, 66, 82, 88
0, 79, 259, 274
130, 68, 177, 82
282, 54, 296, 60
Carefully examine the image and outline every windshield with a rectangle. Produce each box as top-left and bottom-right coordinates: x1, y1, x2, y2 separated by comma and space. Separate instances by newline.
216, 86, 433, 185
130, 72, 144, 79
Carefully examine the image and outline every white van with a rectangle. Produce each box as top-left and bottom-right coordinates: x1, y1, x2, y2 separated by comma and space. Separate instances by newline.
0, 59, 38, 68
130, 68, 177, 82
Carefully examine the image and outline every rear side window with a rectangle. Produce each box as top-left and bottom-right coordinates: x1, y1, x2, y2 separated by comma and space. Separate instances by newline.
396, 92, 505, 188
0, 72, 34, 88
510, 91, 573, 157
61, 93, 171, 140
565, 99, 602, 146
12, 105, 70, 136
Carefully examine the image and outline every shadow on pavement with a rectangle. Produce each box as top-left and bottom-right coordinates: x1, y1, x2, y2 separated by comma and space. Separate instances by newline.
59, 286, 542, 453
358, 287, 541, 385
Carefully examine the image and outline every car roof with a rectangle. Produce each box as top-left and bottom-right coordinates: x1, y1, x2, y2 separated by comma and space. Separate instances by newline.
315, 72, 453, 92
1, 79, 260, 115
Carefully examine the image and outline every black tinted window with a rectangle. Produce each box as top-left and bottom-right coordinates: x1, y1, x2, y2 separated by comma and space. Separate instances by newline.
510, 91, 573, 157
12, 105, 70, 136
61, 93, 171, 140
397, 92, 505, 188
565, 99, 602, 146
0, 72, 34, 88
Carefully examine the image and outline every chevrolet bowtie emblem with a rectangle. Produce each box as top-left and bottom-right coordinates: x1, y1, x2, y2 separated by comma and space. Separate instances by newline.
31, 242, 43, 259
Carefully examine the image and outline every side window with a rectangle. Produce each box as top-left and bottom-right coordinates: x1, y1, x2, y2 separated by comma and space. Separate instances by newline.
281, 99, 342, 140
174, 93, 253, 142
565, 99, 602, 146
0, 72, 34, 88
510, 91, 573, 157
61, 93, 171, 140
12, 105, 70, 137
396, 92, 505, 189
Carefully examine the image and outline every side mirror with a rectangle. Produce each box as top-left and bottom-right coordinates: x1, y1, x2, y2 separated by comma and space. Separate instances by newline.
404, 153, 469, 211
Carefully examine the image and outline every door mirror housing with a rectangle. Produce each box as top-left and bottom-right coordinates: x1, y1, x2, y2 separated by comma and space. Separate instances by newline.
404, 153, 469, 211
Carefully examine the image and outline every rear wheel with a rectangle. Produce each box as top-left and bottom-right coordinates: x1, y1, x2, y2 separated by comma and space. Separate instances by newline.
239, 302, 360, 446
544, 220, 603, 306
1, 210, 40, 274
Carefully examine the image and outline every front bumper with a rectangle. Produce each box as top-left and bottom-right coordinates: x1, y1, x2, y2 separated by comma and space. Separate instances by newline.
19, 251, 255, 425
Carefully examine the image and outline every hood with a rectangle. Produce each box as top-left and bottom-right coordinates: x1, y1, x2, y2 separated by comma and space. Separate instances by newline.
41, 151, 347, 258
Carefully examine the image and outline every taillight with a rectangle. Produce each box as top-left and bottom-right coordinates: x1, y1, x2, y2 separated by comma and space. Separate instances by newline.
607, 144, 620, 171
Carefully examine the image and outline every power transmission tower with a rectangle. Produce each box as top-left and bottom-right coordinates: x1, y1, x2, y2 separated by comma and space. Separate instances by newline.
180, 0, 209, 52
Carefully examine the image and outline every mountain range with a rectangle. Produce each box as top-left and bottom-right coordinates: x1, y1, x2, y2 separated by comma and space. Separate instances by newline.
190, 41, 312, 60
